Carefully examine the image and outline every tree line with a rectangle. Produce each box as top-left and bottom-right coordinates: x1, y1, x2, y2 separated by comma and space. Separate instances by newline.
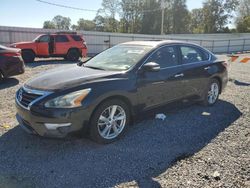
43, 0, 250, 34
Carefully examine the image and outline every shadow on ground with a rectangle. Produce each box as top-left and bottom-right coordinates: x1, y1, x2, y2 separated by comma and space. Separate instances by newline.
0, 100, 242, 188
233, 80, 250, 86
0, 78, 19, 90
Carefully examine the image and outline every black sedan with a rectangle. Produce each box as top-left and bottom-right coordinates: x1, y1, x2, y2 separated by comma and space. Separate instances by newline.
15, 40, 228, 144
0, 45, 25, 80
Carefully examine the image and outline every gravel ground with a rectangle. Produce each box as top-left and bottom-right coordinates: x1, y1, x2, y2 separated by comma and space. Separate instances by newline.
0, 57, 249, 188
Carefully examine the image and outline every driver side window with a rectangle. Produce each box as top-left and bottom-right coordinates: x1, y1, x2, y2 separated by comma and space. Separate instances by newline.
38, 35, 50, 42
147, 46, 178, 69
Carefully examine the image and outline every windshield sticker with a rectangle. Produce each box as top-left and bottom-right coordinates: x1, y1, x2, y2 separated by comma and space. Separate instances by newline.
127, 50, 144, 54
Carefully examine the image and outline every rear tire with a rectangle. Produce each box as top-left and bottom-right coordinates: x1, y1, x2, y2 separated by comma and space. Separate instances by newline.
66, 49, 80, 61
201, 78, 220, 106
22, 50, 35, 63
89, 99, 130, 144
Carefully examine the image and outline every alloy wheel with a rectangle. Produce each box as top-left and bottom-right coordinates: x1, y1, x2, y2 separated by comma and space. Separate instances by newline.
207, 82, 219, 104
97, 105, 126, 140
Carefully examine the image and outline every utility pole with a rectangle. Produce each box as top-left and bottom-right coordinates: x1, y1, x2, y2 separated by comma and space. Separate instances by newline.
161, 0, 165, 35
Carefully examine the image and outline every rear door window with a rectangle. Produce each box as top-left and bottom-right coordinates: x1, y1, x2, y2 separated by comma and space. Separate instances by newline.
55, 35, 69, 42
180, 46, 208, 64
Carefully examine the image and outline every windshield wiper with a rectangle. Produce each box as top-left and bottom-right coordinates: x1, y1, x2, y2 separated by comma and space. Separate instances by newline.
84, 65, 105, 70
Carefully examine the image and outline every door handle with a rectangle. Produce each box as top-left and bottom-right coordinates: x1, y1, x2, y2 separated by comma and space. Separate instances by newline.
174, 73, 184, 78
204, 66, 211, 70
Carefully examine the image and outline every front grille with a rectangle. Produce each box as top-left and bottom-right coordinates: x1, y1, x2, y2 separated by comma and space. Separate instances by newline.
17, 87, 43, 108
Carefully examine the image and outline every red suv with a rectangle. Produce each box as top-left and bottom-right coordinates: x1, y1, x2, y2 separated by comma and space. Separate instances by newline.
10, 32, 87, 63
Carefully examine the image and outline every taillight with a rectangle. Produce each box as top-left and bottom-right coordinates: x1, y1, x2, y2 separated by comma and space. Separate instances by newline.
1, 52, 21, 57
83, 41, 87, 48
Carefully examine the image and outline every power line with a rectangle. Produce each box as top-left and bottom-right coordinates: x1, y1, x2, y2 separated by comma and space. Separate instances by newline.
36, 0, 165, 13
36, 0, 98, 12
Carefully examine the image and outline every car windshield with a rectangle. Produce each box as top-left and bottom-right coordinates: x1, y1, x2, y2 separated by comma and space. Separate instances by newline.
84, 44, 153, 71
32, 35, 43, 42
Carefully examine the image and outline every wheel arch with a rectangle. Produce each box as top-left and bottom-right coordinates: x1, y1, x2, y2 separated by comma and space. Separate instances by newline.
67, 47, 81, 57
86, 95, 134, 131
21, 49, 36, 56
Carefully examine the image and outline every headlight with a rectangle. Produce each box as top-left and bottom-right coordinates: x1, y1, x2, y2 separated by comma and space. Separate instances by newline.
44, 88, 91, 108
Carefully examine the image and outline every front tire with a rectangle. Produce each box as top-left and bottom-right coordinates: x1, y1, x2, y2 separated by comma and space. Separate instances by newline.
201, 78, 220, 106
22, 50, 35, 63
89, 99, 130, 144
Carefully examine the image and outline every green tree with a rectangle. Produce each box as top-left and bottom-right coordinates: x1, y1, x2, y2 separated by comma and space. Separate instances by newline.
71, 24, 78, 30
74, 18, 96, 31
237, 16, 250, 32
98, 0, 120, 32
141, 0, 161, 34
52, 15, 71, 30
94, 15, 105, 31
120, 0, 144, 33
189, 8, 205, 33
235, 0, 250, 32
103, 17, 119, 32
94, 14, 119, 32
171, 0, 190, 34
237, 0, 250, 19
100, 0, 120, 18
43, 21, 56, 29
202, 0, 239, 33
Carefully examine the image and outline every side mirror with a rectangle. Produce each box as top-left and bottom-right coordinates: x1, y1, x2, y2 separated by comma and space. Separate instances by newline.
142, 62, 160, 72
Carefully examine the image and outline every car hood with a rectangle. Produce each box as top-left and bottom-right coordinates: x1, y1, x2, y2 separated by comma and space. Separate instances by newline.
0, 46, 20, 53
25, 65, 123, 91
10, 41, 35, 47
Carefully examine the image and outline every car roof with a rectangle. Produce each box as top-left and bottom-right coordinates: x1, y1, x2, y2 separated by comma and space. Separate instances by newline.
122, 40, 198, 48
50, 33, 78, 36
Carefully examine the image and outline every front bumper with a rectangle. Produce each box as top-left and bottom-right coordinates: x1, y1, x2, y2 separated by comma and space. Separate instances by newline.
15, 100, 91, 138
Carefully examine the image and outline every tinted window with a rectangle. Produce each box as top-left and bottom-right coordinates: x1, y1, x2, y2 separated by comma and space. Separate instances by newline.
201, 50, 210, 60
55, 35, 69, 42
71, 35, 82, 41
180, 46, 207, 64
147, 46, 178, 68
38, 35, 50, 42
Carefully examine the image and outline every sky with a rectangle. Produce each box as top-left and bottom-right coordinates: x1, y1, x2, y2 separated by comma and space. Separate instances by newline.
0, 0, 203, 28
